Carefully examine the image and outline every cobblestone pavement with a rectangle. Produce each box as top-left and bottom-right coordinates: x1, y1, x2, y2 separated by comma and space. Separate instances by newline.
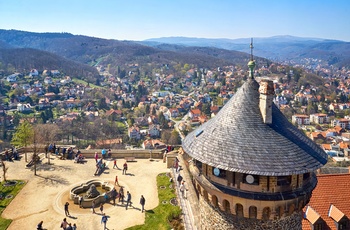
1, 153, 169, 230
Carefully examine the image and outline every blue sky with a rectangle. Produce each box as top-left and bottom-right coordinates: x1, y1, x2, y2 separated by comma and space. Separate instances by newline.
0, 0, 349, 41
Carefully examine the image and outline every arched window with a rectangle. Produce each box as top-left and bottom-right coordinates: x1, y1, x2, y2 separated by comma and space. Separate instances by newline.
222, 199, 230, 213
236, 204, 244, 217
276, 206, 284, 218
203, 190, 209, 201
262, 207, 271, 220
211, 195, 218, 207
249, 206, 257, 219
288, 204, 295, 215
197, 185, 201, 195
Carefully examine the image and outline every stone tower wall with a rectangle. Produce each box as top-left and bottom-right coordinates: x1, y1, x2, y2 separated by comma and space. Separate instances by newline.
199, 197, 302, 230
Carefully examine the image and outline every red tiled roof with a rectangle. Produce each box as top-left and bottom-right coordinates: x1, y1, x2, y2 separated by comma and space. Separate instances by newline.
302, 174, 350, 230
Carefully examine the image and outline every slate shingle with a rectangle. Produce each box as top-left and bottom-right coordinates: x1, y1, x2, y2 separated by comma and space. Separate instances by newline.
182, 79, 327, 176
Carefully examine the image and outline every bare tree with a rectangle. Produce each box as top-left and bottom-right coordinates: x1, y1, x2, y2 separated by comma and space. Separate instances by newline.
0, 160, 8, 182
34, 124, 59, 165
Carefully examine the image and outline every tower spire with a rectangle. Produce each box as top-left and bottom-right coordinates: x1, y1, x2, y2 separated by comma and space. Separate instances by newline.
247, 38, 255, 79
250, 38, 254, 61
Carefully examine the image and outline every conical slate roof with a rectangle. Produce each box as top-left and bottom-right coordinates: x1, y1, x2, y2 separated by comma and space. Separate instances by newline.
182, 79, 327, 176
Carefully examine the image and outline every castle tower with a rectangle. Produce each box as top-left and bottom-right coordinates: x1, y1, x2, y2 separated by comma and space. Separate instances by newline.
182, 41, 327, 230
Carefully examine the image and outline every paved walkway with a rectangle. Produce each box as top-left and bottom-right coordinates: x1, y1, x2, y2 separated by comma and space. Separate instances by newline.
1, 153, 169, 230
172, 154, 200, 230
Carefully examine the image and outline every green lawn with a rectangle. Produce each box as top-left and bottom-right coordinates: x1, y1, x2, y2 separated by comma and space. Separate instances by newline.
126, 173, 183, 230
0, 180, 26, 229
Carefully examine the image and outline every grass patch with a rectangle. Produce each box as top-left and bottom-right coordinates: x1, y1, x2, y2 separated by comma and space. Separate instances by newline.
126, 173, 183, 230
0, 180, 26, 229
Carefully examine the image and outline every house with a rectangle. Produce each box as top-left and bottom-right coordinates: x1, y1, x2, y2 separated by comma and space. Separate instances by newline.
332, 118, 350, 130
142, 139, 166, 149
51, 70, 60, 76
292, 114, 310, 125
128, 126, 141, 140
135, 117, 149, 126
6, 73, 18, 82
29, 69, 39, 77
198, 115, 208, 124
189, 109, 201, 121
17, 103, 32, 112
310, 113, 329, 124
65, 98, 81, 108
105, 109, 123, 121
44, 77, 53, 84
303, 174, 350, 230
168, 108, 179, 119
148, 124, 161, 138
38, 98, 50, 109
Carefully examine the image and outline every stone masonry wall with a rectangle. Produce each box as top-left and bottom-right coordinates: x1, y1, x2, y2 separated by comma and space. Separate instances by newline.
199, 197, 302, 230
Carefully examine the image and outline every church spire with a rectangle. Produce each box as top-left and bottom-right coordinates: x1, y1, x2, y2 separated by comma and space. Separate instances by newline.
248, 38, 255, 79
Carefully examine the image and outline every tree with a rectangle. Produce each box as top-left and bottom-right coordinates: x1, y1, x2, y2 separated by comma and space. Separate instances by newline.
0, 160, 8, 182
34, 124, 60, 165
145, 104, 150, 115
97, 98, 108, 110
169, 130, 181, 145
11, 121, 34, 162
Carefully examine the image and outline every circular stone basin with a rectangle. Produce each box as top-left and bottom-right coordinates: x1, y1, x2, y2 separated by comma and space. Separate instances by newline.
70, 180, 114, 208
170, 198, 178, 206
160, 185, 166, 189
3, 181, 17, 186
5, 194, 13, 199
162, 200, 168, 204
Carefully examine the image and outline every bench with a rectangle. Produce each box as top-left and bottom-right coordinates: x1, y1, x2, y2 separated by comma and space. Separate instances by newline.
124, 157, 135, 162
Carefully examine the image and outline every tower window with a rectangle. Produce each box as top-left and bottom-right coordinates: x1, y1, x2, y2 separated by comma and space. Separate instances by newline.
277, 176, 291, 186
303, 173, 310, 180
212, 167, 226, 179
243, 174, 259, 185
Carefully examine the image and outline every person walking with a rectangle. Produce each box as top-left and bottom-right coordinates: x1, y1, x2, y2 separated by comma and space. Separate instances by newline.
119, 186, 124, 203
180, 181, 187, 198
64, 202, 70, 216
94, 152, 98, 162
79, 196, 83, 208
111, 187, 117, 206
113, 158, 119, 169
37, 221, 43, 230
60, 218, 68, 230
100, 203, 104, 214
101, 213, 108, 230
66, 223, 73, 230
91, 200, 96, 214
123, 162, 128, 175
177, 174, 183, 186
140, 195, 146, 213
126, 191, 131, 210
115, 175, 119, 186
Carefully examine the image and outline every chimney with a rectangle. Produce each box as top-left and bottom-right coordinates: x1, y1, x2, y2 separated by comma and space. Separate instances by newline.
259, 80, 274, 124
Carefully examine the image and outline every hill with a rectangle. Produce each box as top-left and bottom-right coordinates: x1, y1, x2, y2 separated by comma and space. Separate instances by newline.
0, 48, 99, 81
0, 29, 267, 78
144, 36, 350, 67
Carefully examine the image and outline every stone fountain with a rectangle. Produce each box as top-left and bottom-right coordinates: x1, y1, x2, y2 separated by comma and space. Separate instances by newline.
70, 180, 114, 208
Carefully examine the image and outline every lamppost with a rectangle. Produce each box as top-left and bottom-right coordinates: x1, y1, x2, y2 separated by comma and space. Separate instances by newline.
149, 149, 153, 161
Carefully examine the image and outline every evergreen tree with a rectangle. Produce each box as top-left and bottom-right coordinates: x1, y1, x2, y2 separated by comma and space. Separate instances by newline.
11, 120, 33, 162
